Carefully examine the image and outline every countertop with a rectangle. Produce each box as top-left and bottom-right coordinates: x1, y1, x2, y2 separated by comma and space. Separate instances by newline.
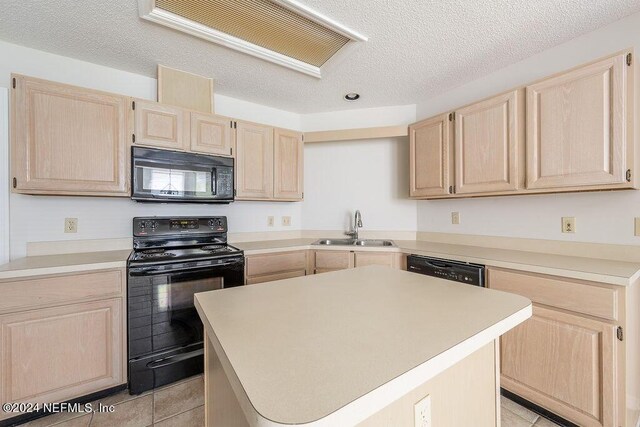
195, 266, 532, 426
1, 237, 638, 286
0, 250, 130, 280
235, 239, 640, 286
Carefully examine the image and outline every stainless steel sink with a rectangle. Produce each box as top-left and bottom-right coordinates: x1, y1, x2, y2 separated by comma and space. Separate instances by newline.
353, 239, 396, 247
312, 239, 396, 247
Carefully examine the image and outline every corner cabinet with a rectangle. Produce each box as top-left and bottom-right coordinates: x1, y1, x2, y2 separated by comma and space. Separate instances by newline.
11, 75, 129, 196
454, 89, 524, 194
526, 51, 634, 190
409, 113, 453, 197
235, 122, 304, 201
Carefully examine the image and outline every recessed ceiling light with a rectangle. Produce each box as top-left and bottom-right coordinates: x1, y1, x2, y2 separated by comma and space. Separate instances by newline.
344, 93, 360, 101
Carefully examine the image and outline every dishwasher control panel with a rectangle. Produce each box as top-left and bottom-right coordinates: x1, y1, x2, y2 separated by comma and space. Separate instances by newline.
407, 255, 485, 287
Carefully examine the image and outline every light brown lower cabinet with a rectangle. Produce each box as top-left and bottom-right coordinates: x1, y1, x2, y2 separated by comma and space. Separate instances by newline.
488, 267, 640, 427
0, 269, 127, 422
245, 251, 309, 285
245, 250, 405, 284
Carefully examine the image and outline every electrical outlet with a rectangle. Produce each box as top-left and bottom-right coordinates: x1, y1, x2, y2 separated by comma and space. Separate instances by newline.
414, 394, 432, 427
64, 218, 78, 233
267, 216, 275, 227
282, 216, 291, 227
451, 212, 460, 225
562, 217, 576, 233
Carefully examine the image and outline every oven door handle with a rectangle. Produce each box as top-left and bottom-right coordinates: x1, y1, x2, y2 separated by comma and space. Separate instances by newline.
129, 258, 243, 275
146, 348, 204, 369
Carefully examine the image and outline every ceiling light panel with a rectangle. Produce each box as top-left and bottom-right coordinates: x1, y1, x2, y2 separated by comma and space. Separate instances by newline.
140, 0, 367, 78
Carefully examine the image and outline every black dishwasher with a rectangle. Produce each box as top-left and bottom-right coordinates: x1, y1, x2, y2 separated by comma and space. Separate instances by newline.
407, 255, 485, 287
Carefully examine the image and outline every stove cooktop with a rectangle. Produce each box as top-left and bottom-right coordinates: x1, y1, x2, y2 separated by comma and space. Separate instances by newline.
129, 245, 242, 264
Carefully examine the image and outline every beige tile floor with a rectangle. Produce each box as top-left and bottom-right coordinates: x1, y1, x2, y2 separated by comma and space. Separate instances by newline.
501, 396, 562, 427
15, 379, 561, 427
17, 376, 204, 427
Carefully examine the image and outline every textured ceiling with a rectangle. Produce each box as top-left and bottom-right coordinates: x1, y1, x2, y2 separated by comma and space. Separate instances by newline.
1, 0, 639, 113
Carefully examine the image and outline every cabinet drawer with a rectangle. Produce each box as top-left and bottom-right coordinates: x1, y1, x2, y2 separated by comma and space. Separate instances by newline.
247, 270, 306, 285
0, 269, 124, 315
314, 251, 354, 271
488, 268, 618, 321
354, 252, 395, 268
246, 251, 307, 278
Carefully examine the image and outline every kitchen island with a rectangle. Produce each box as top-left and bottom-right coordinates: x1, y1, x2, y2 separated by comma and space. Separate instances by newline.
195, 265, 531, 426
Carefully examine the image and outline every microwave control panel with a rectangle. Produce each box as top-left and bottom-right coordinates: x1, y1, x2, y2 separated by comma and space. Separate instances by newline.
217, 167, 234, 197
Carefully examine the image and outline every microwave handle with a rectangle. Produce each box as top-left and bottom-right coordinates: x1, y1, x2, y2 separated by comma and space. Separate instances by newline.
211, 168, 217, 196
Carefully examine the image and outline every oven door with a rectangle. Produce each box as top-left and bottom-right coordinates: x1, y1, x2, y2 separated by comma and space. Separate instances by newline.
131, 146, 234, 203
127, 256, 243, 393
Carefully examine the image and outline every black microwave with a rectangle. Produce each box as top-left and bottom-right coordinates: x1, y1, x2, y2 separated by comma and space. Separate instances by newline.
131, 147, 234, 203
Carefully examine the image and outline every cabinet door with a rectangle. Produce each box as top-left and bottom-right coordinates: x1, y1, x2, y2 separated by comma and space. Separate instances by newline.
500, 306, 617, 427
526, 52, 631, 189
354, 252, 394, 268
190, 113, 234, 156
133, 100, 188, 151
11, 75, 129, 196
274, 128, 304, 200
314, 251, 354, 274
454, 90, 523, 194
235, 121, 274, 199
409, 114, 452, 197
0, 299, 124, 410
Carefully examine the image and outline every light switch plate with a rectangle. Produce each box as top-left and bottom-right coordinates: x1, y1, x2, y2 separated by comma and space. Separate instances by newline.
414, 394, 432, 427
562, 217, 576, 233
267, 216, 275, 227
451, 212, 460, 225
282, 216, 291, 227
64, 218, 78, 233
635, 218, 640, 236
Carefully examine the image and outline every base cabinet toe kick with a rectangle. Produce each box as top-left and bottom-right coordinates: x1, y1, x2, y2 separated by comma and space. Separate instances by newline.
488, 267, 640, 427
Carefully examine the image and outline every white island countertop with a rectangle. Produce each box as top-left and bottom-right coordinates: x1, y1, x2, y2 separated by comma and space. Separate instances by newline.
195, 265, 531, 426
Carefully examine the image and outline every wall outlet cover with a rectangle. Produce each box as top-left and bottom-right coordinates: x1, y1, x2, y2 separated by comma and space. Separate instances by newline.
267, 216, 275, 227
64, 218, 78, 233
414, 394, 432, 427
282, 216, 292, 226
635, 217, 640, 236
451, 212, 460, 225
562, 217, 576, 233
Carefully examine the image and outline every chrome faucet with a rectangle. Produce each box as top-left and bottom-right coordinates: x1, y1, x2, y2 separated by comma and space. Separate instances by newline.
345, 210, 363, 240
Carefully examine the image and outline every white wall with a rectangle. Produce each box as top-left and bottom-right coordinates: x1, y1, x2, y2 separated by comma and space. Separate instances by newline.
416, 11, 640, 245
0, 40, 303, 259
301, 106, 417, 231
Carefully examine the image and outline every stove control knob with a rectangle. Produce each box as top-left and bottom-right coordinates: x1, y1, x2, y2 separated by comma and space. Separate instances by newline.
208, 219, 215, 228
140, 222, 146, 229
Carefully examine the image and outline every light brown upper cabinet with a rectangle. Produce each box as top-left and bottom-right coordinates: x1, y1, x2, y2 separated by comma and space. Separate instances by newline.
454, 89, 524, 194
133, 100, 235, 157
235, 123, 304, 201
409, 113, 453, 197
133, 100, 189, 151
235, 121, 274, 200
11, 74, 129, 196
526, 51, 634, 190
190, 112, 234, 156
274, 128, 304, 200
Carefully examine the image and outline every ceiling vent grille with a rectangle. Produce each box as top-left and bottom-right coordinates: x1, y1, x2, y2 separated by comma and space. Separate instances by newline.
139, 0, 367, 78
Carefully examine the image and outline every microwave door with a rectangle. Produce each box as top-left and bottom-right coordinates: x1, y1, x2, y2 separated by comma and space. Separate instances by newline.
134, 161, 215, 200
